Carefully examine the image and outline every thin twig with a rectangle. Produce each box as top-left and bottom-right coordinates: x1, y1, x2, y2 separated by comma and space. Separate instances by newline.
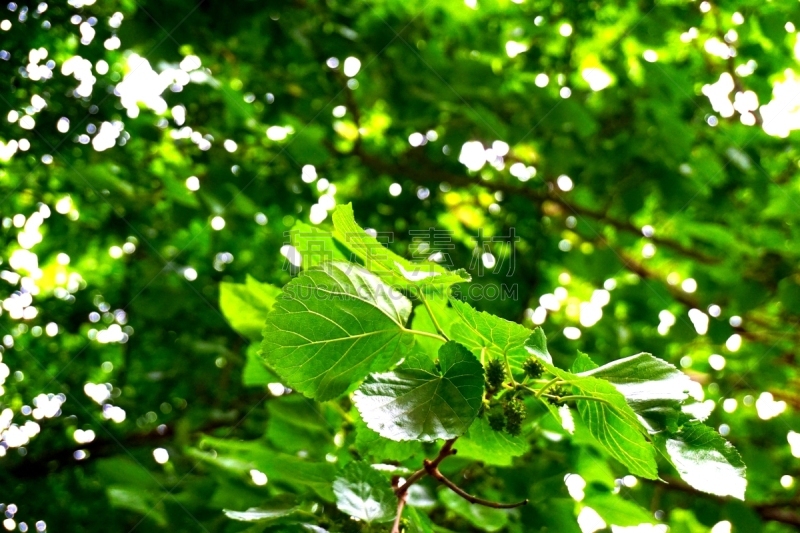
390, 492, 407, 533
393, 437, 527, 523
535, 377, 561, 398
404, 327, 447, 343
554, 394, 613, 406
424, 461, 529, 509
503, 352, 517, 387
395, 467, 428, 496
395, 438, 457, 496
348, 145, 721, 265
391, 439, 456, 531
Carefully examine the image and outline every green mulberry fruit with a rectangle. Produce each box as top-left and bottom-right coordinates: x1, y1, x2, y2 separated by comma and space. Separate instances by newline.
488, 411, 506, 432
485, 358, 506, 390
504, 399, 527, 436
522, 357, 545, 379
546, 384, 570, 405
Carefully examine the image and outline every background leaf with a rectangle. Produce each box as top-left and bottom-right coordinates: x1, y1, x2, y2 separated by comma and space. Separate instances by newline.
439, 488, 509, 532
332, 461, 396, 524
220, 275, 281, 340
224, 495, 312, 523
457, 417, 530, 466
582, 493, 655, 527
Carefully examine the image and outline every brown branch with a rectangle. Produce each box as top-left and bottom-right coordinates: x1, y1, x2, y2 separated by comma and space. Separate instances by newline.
390, 491, 407, 533
757, 506, 800, 526
423, 460, 529, 509
391, 437, 526, 531
395, 438, 457, 497
612, 247, 780, 344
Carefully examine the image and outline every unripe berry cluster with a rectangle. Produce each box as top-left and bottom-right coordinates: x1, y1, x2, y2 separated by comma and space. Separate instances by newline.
546, 384, 570, 405
522, 357, 545, 379
485, 358, 506, 390
503, 399, 527, 436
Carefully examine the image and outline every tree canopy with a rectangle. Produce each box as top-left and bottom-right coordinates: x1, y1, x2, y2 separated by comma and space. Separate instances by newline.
2, 0, 800, 532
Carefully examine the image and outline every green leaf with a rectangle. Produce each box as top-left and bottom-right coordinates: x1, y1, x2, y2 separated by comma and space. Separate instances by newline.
332, 461, 396, 524
261, 261, 414, 401
576, 448, 616, 489
332, 204, 470, 289
107, 486, 167, 527
536, 499, 583, 533
544, 365, 658, 479
353, 341, 484, 442
578, 353, 693, 434
354, 413, 422, 462
194, 437, 336, 501
574, 381, 658, 479
571, 352, 598, 373
266, 395, 338, 456
220, 275, 282, 340
224, 495, 311, 523
457, 417, 529, 466
405, 506, 436, 533
524, 327, 553, 364
449, 298, 534, 377
290, 222, 351, 269
583, 493, 656, 526
658, 423, 747, 500
439, 488, 509, 532
410, 299, 458, 356
537, 401, 576, 435
243, 344, 278, 387
578, 353, 692, 408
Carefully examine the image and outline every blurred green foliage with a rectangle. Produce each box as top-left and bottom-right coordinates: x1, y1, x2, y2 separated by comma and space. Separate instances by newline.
1, 0, 800, 531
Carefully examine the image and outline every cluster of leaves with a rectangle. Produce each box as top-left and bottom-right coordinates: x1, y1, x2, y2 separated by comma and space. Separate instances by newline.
214, 204, 746, 530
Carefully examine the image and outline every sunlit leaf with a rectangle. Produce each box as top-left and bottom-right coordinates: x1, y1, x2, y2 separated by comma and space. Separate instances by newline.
578, 353, 693, 434
578, 352, 692, 407
353, 341, 484, 441
544, 365, 658, 479
261, 261, 414, 401
524, 327, 553, 364
571, 352, 598, 373
449, 298, 533, 377
290, 222, 351, 269
659, 423, 747, 500
332, 204, 470, 289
